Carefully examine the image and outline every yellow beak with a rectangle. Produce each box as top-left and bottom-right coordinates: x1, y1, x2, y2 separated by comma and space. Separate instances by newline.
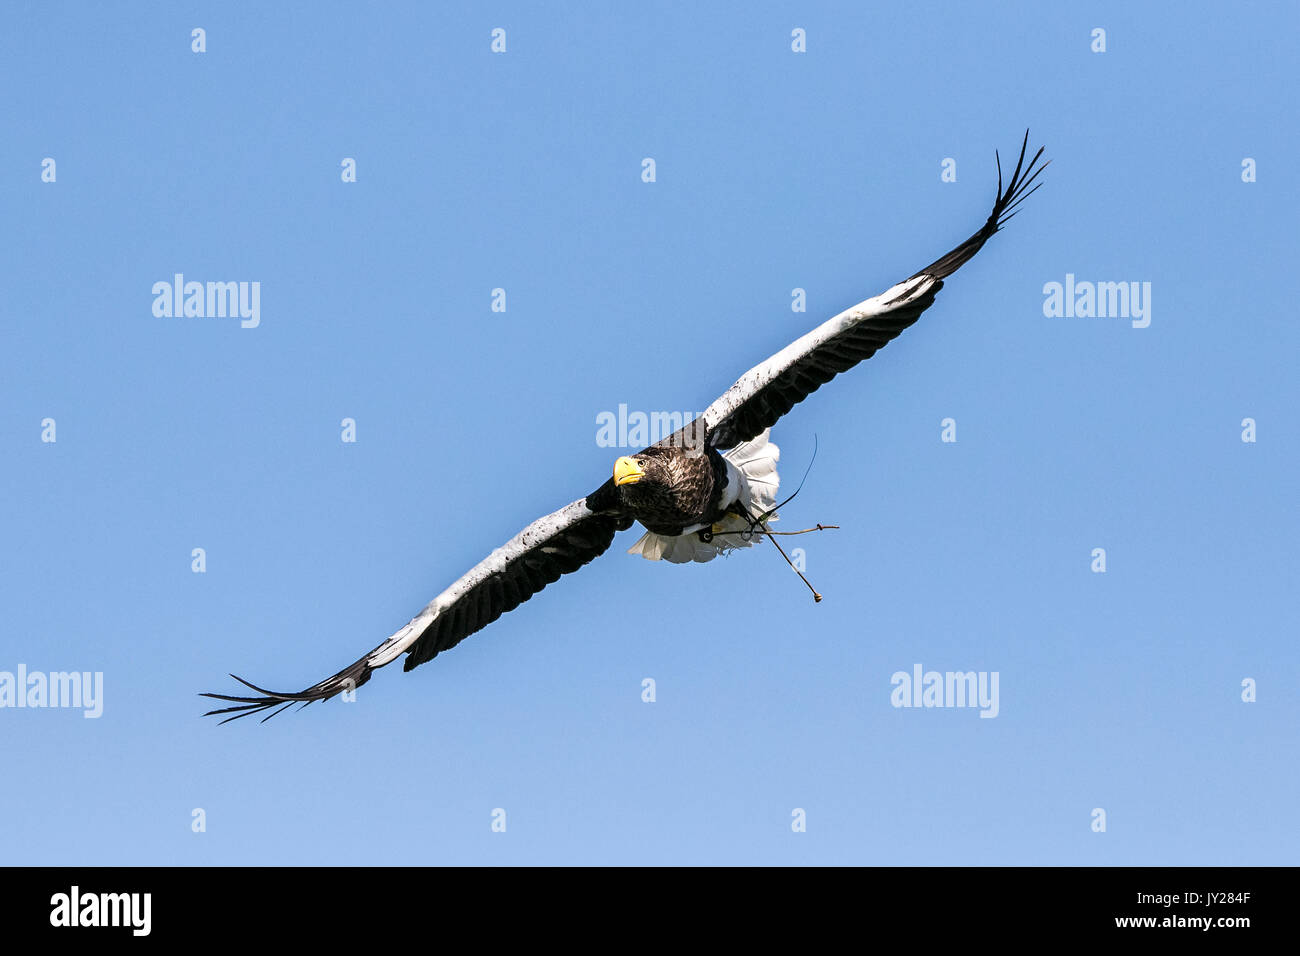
613, 456, 645, 486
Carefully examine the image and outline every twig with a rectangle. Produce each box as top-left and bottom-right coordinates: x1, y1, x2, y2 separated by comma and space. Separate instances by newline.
746, 524, 838, 536
759, 520, 823, 603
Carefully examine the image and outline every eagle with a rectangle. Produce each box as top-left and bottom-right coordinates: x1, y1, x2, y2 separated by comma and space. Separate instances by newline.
204, 132, 1047, 723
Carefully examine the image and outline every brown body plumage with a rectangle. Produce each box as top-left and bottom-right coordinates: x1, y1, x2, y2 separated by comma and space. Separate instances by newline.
613, 445, 731, 536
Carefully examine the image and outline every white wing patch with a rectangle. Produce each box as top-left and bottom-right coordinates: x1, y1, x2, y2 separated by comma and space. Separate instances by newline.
699, 274, 938, 435
366, 498, 595, 667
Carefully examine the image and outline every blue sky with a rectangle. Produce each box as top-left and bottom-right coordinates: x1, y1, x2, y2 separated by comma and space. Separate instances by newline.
2, 1, 1296, 865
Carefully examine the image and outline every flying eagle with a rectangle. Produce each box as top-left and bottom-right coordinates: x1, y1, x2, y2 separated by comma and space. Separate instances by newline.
204, 133, 1047, 722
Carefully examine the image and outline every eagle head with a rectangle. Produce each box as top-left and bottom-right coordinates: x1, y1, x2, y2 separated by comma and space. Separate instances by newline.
613, 453, 677, 495
612, 452, 681, 517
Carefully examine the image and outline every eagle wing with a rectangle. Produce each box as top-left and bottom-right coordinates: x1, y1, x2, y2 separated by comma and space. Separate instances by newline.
696, 132, 1046, 451
202, 484, 630, 722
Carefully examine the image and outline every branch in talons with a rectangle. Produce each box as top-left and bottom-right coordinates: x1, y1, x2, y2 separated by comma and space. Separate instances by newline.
745, 523, 838, 536
721, 519, 823, 604
701, 523, 838, 541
